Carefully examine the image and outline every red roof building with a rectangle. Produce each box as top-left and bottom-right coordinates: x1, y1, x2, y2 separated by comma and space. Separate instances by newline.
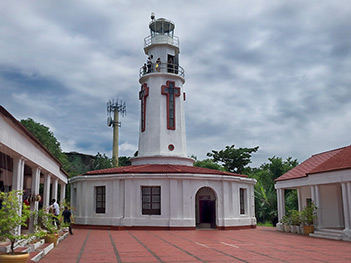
84, 164, 247, 177
0, 105, 68, 234
275, 145, 351, 241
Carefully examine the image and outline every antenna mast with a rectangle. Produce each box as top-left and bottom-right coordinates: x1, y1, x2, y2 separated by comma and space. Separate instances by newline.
107, 98, 126, 166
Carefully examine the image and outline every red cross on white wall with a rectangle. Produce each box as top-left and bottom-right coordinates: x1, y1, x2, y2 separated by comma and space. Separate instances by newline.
161, 81, 180, 130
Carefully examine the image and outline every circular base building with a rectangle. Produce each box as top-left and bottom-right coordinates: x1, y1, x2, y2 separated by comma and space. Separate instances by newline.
70, 15, 256, 230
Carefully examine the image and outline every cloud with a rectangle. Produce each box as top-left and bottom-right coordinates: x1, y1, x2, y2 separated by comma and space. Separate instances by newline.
0, 0, 350, 169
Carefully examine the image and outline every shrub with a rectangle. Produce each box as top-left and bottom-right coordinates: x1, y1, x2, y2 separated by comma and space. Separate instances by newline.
0, 191, 44, 254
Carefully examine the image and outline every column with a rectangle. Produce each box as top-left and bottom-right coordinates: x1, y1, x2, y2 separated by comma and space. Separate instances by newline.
250, 184, 256, 225
60, 182, 66, 205
314, 185, 322, 228
221, 181, 228, 226
182, 181, 191, 219
12, 157, 25, 191
169, 179, 178, 223
12, 157, 25, 235
51, 178, 58, 201
277, 188, 281, 221
277, 188, 285, 221
311, 185, 316, 203
123, 179, 132, 225
341, 183, 350, 230
297, 188, 302, 211
29, 167, 41, 232
43, 174, 51, 207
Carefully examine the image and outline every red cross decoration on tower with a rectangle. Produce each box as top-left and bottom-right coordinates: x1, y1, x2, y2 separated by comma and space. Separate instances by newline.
161, 81, 180, 130
139, 83, 149, 132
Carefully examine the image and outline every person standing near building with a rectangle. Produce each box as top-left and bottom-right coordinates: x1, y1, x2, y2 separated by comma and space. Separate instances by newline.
62, 206, 73, 235
51, 199, 60, 227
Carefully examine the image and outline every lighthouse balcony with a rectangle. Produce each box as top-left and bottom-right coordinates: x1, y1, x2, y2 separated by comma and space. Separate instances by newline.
139, 62, 185, 78
144, 34, 179, 50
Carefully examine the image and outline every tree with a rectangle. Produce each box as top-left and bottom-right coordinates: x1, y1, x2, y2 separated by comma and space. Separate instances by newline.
92, 152, 114, 170
248, 156, 298, 225
193, 158, 224, 171
118, 156, 131, 167
0, 191, 44, 254
92, 154, 131, 171
21, 118, 69, 171
207, 145, 259, 174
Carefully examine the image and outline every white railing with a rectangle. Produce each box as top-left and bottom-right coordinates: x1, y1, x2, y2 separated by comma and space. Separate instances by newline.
144, 35, 179, 49
139, 63, 184, 78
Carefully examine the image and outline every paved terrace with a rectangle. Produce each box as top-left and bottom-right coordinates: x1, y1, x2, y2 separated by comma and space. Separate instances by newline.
40, 227, 351, 263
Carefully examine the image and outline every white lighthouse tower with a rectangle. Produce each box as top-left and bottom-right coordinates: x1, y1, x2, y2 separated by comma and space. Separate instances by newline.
70, 15, 256, 230
131, 14, 194, 166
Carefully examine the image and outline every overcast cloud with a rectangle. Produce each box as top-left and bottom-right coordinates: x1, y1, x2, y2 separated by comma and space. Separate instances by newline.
0, 0, 350, 167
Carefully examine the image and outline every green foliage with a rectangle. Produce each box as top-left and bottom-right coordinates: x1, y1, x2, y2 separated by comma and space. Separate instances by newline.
66, 152, 131, 177
290, 210, 302, 226
35, 209, 60, 236
256, 221, 274, 227
207, 145, 259, 174
118, 156, 131, 167
92, 152, 114, 170
285, 189, 298, 211
20, 118, 69, 172
0, 191, 44, 254
281, 215, 291, 224
248, 156, 298, 225
65, 152, 95, 177
301, 202, 317, 226
193, 158, 224, 171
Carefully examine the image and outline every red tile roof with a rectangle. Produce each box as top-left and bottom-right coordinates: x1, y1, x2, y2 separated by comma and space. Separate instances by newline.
0, 105, 68, 178
84, 164, 247, 177
275, 145, 351, 182
309, 145, 351, 174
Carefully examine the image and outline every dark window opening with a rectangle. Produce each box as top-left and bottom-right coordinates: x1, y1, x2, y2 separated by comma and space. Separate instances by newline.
142, 186, 161, 215
96, 186, 106, 214
240, 188, 246, 215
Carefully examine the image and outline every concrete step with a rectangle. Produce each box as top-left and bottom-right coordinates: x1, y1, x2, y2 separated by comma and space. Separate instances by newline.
310, 229, 344, 241
29, 243, 54, 262
0, 236, 37, 253
0, 231, 69, 262
29, 231, 69, 262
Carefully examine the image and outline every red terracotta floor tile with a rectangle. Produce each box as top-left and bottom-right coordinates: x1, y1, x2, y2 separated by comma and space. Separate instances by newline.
39, 227, 351, 263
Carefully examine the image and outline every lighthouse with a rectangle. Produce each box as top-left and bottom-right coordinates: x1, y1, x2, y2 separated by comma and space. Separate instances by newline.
70, 15, 256, 230
131, 14, 193, 166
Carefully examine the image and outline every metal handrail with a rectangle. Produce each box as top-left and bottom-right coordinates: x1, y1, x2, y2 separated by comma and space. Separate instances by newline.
139, 63, 184, 78
144, 34, 179, 49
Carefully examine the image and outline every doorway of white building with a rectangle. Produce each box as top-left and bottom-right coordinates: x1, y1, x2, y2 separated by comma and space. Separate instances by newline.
196, 187, 217, 229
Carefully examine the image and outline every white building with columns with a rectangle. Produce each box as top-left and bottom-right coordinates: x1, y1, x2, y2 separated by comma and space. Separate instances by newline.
70, 15, 256, 230
0, 106, 68, 232
275, 145, 351, 241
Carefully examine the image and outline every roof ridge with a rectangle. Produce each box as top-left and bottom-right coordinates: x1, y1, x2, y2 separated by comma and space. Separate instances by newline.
311, 145, 350, 157
309, 145, 351, 174
82, 163, 247, 177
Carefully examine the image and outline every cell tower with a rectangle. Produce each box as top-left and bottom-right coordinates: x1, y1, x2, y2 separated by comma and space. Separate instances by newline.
107, 98, 126, 166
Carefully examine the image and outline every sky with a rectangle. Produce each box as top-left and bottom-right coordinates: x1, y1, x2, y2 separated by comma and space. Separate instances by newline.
0, 0, 350, 168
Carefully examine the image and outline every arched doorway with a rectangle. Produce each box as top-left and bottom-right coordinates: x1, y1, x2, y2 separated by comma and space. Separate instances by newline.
195, 187, 216, 229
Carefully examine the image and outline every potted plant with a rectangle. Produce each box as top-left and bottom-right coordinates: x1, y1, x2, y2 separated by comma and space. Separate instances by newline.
0, 190, 43, 262
281, 215, 291, 232
301, 202, 317, 235
35, 209, 60, 247
290, 210, 301, 234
